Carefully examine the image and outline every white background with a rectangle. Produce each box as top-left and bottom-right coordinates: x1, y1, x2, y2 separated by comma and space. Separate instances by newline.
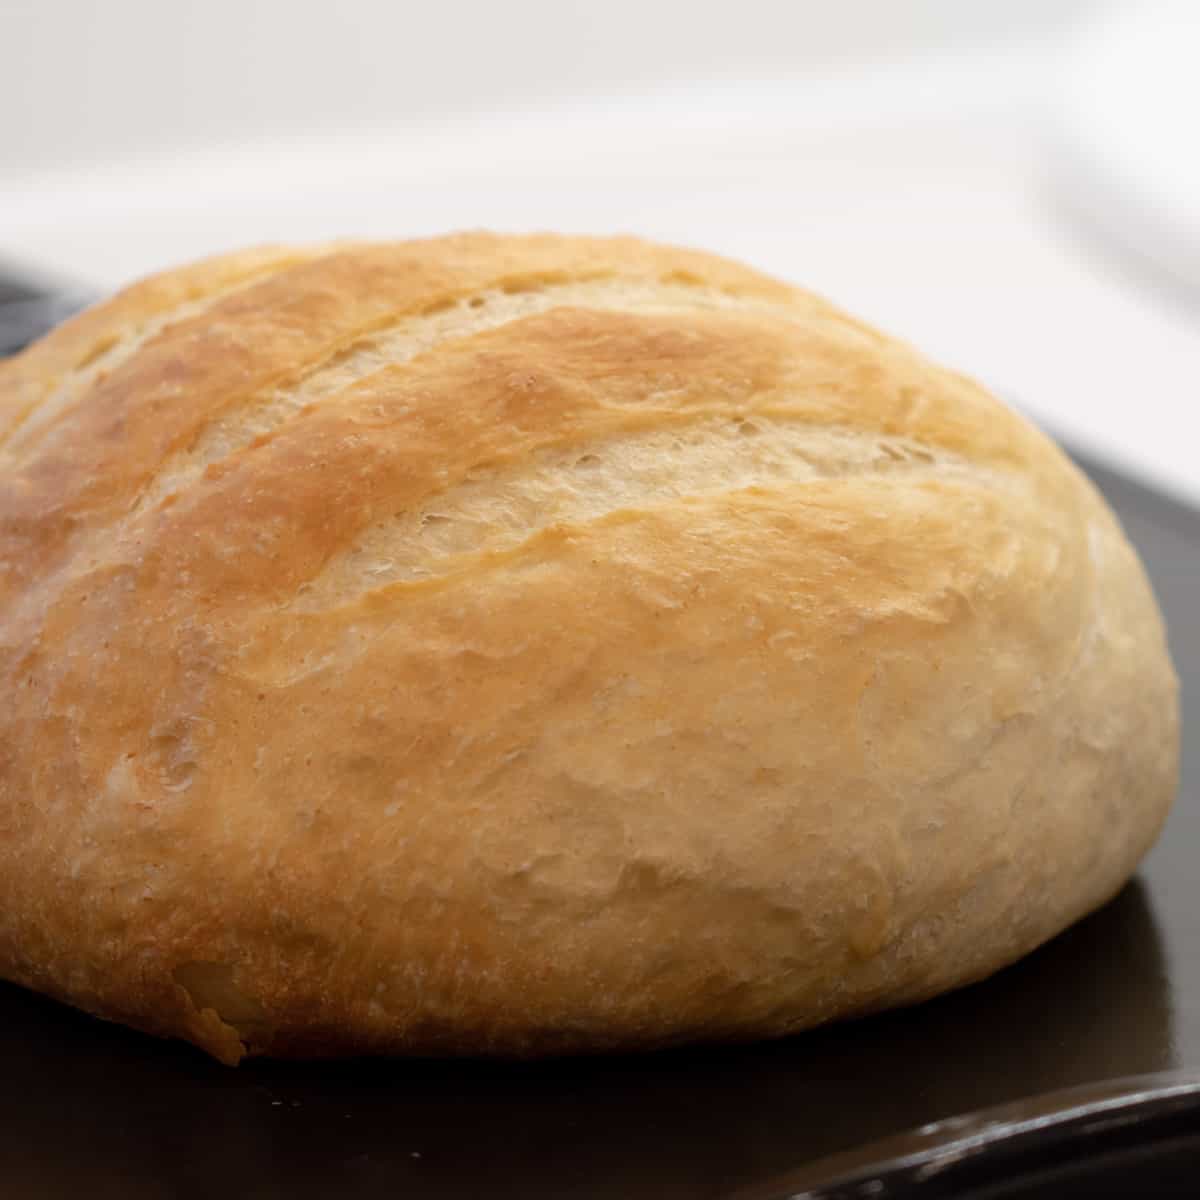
0, 0, 1089, 174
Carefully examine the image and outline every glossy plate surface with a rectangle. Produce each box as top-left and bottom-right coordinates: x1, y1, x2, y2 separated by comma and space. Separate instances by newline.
735, 1071, 1200, 1198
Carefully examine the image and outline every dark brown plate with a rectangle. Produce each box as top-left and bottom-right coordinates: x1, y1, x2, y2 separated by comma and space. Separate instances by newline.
0, 388, 1196, 1197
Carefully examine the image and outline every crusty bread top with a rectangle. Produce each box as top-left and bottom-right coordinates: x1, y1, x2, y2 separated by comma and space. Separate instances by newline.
0, 233, 1073, 609
0, 233, 1179, 1063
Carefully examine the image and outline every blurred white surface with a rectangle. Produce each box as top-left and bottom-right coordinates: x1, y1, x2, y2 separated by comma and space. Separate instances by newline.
1053, 0, 1200, 302
2, 2, 1198, 504
0, 0, 1089, 176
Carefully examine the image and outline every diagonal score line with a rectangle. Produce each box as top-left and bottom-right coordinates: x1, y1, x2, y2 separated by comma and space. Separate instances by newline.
131, 278, 799, 518
286, 417, 1019, 611
0, 261, 300, 457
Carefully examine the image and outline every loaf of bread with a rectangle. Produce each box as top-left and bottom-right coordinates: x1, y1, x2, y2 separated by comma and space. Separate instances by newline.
0, 234, 1179, 1064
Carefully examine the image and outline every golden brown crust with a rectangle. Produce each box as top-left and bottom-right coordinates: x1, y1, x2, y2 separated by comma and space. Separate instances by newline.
0, 233, 1179, 1063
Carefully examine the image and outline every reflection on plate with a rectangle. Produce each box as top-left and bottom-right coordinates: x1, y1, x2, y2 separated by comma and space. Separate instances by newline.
738, 1070, 1200, 1199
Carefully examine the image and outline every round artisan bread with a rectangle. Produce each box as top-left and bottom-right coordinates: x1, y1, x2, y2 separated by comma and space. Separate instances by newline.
0, 233, 1179, 1064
